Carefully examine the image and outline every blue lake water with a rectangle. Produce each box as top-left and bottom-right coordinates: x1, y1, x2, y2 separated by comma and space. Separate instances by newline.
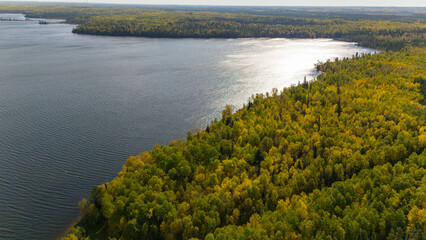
0, 13, 377, 239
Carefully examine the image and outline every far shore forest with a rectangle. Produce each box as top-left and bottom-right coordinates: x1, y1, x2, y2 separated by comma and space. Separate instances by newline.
0, 4, 425, 51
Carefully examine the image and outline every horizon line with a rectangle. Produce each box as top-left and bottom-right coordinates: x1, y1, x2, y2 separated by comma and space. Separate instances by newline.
0, 1, 425, 8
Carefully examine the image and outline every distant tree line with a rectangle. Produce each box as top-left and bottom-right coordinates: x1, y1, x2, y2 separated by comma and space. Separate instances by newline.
0, 3, 424, 51
71, 12, 425, 51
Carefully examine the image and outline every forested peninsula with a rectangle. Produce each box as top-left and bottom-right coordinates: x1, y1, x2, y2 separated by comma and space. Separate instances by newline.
1, 4, 424, 240
67, 48, 426, 239
65, 49, 426, 239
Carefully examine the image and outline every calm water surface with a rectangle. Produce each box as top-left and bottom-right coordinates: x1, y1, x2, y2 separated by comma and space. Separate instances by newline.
0, 14, 376, 239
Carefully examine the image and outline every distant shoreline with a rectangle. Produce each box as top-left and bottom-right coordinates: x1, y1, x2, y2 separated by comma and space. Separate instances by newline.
0, 12, 66, 23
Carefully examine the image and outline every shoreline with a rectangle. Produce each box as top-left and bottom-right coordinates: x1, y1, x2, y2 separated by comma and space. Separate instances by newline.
56, 216, 82, 240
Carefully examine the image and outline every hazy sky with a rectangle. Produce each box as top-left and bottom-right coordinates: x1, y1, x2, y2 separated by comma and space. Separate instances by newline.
2, 0, 425, 7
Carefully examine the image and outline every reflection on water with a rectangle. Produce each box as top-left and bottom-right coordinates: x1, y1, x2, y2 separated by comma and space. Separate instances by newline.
0, 14, 376, 239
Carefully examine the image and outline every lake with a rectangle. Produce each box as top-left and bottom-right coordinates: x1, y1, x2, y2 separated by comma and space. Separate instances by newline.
0, 14, 376, 239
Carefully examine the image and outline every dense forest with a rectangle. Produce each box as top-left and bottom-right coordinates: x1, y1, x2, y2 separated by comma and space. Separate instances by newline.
1, 3, 424, 240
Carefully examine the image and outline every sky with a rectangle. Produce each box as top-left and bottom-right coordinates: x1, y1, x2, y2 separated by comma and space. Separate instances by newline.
2, 0, 425, 7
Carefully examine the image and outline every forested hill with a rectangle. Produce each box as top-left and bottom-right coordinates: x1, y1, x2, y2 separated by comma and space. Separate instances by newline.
0, 4, 425, 51
62, 44, 426, 239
